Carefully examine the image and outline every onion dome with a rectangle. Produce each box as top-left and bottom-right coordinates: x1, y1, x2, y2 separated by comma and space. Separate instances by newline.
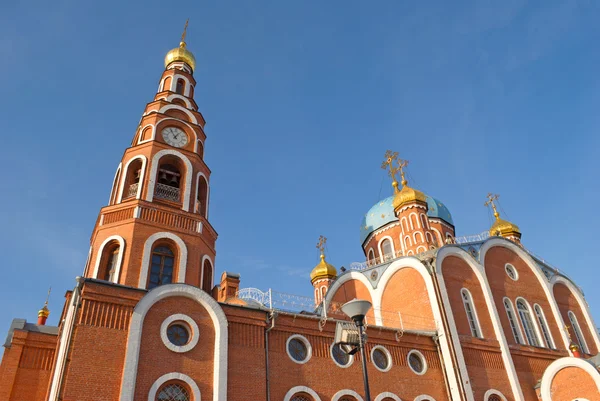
485, 193, 521, 239
38, 304, 50, 319
164, 20, 196, 71
393, 176, 427, 210
310, 253, 337, 283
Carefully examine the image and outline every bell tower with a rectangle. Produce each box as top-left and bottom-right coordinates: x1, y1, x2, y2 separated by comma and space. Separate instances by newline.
83, 22, 218, 293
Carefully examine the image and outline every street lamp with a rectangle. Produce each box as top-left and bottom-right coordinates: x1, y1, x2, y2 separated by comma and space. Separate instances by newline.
341, 299, 372, 401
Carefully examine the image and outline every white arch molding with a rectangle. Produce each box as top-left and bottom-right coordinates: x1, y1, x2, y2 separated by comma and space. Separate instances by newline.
92, 235, 125, 284
435, 246, 525, 401
377, 235, 395, 262
515, 296, 545, 347
117, 155, 147, 203
109, 163, 122, 205
201, 255, 214, 291
551, 275, 600, 351
139, 232, 188, 288
414, 396, 437, 401
374, 392, 402, 401
324, 270, 380, 324
170, 74, 192, 96
166, 93, 192, 108
158, 104, 198, 124
479, 238, 572, 352
483, 389, 508, 401
148, 372, 201, 400
137, 123, 156, 144
120, 284, 228, 401
146, 149, 194, 211
539, 357, 600, 401
283, 386, 322, 401
194, 172, 210, 218
332, 389, 364, 401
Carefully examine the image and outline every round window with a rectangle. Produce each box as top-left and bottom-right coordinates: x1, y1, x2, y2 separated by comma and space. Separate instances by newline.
167, 323, 190, 346
331, 343, 352, 367
157, 383, 190, 401
505, 263, 518, 281
371, 346, 391, 372
286, 335, 311, 364
408, 350, 427, 375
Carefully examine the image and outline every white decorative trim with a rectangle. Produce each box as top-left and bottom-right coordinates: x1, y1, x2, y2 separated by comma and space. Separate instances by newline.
332, 389, 364, 401
484, 389, 507, 401
324, 271, 380, 325
286, 334, 312, 364
159, 104, 198, 124
120, 284, 228, 401
137, 123, 156, 144
166, 93, 192, 109
146, 149, 193, 211
377, 236, 395, 262
505, 263, 518, 281
330, 342, 354, 368
436, 246, 523, 401
139, 232, 188, 289
367, 248, 375, 262
409, 212, 421, 229
194, 172, 210, 217
504, 297, 525, 344
117, 155, 147, 203
160, 313, 200, 353
515, 297, 544, 347
397, 203, 427, 214
374, 392, 402, 401
568, 310, 590, 354
171, 74, 192, 96
92, 235, 125, 283
371, 345, 392, 372
283, 386, 322, 401
551, 275, 600, 351
201, 255, 214, 291
533, 303, 555, 349
147, 372, 200, 401
460, 287, 483, 338
414, 395, 436, 401
407, 349, 427, 375
109, 164, 122, 205
363, 221, 401, 247
539, 357, 600, 401
479, 238, 572, 353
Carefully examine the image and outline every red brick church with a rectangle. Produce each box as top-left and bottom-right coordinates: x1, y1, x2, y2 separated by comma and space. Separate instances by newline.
1, 27, 599, 401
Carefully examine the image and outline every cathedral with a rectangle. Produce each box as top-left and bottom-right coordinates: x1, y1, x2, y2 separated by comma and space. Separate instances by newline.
1, 27, 599, 401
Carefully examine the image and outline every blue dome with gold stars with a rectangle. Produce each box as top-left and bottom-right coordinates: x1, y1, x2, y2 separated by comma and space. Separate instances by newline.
360, 195, 454, 244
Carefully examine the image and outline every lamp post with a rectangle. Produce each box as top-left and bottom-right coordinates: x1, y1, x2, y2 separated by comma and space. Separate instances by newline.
341, 299, 372, 401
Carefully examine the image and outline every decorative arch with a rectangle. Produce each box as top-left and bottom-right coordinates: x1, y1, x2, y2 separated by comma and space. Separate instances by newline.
120, 284, 228, 401
414, 396, 437, 401
404, 235, 413, 247
539, 357, 600, 401
148, 372, 201, 401
409, 212, 420, 229
201, 255, 214, 293
139, 232, 188, 288
435, 246, 525, 401
420, 213, 428, 229
160, 76, 172, 92
108, 164, 122, 205
479, 238, 571, 351
431, 227, 443, 246
117, 155, 147, 203
283, 386, 322, 401
194, 172, 209, 217
367, 248, 375, 264
374, 392, 402, 401
158, 104, 197, 124
551, 276, 600, 351
170, 74, 192, 96
515, 296, 544, 347
483, 389, 507, 401
166, 94, 192, 108
332, 389, 364, 401
324, 271, 378, 324
401, 216, 410, 232
137, 123, 156, 144
413, 231, 425, 244
92, 235, 125, 283
416, 245, 427, 253
377, 236, 395, 262
146, 149, 193, 211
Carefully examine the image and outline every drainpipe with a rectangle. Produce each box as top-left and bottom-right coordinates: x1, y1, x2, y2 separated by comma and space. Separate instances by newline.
265, 310, 276, 401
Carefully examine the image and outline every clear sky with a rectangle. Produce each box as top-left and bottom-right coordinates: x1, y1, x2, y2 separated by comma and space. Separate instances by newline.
1, 1, 599, 338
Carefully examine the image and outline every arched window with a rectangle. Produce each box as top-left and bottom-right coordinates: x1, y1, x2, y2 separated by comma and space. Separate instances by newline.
487, 395, 501, 401
122, 158, 143, 200
162, 76, 172, 92
420, 213, 428, 229
380, 238, 393, 261
109, 167, 121, 205
461, 289, 482, 338
103, 246, 120, 282
503, 298, 523, 344
149, 245, 175, 289
516, 299, 540, 346
367, 248, 375, 264
290, 394, 313, 401
409, 213, 420, 228
176, 79, 185, 95
202, 259, 212, 293
156, 382, 190, 401
156, 163, 182, 202
197, 140, 204, 159
195, 175, 208, 217
534, 304, 554, 348
568, 311, 589, 354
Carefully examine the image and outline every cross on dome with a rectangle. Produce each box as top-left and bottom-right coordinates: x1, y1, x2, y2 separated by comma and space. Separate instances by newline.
316, 235, 327, 256
484, 193, 500, 219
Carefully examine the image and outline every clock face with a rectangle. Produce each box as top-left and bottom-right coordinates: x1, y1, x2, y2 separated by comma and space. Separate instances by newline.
161, 127, 188, 148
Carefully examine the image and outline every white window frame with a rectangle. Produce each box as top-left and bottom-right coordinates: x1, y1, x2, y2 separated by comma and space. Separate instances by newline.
378, 237, 395, 262
516, 298, 541, 347
330, 342, 354, 368
407, 349, 428, 375
286, 334, 312, 364
370, 345, 392, 372
160, 314, 200, 353
504, 263, 518, 281
460, 288, 483, 338
568, 310, 590, 354
533, 304, 555, 349
503, 297, 524, 344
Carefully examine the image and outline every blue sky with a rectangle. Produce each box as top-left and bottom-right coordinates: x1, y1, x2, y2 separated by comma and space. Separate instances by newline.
1, 1, 599, 338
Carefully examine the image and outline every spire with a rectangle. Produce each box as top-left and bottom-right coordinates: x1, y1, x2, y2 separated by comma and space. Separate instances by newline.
485, 193, 521, 240
164, 19, 196, 72
37, 287, 51, 326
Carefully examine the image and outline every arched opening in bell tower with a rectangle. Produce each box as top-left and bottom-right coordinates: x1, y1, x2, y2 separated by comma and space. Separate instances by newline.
195, 175, 208, 217
176, 78, 185, 95
202, 259, 213, 293
154, 155, 186, 205
122, 158, 144, 201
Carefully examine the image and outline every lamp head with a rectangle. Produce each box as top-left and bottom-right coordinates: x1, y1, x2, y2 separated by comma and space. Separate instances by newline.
341, 299, 372, 325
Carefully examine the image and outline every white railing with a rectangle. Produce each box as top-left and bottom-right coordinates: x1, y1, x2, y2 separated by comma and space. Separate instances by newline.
154, 182, 180, 202
125, 183, 139, 199
453, 231, 490, 244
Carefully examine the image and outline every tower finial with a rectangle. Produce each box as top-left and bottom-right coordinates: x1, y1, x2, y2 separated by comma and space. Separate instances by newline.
316, 235, 327, 259
381, 150, 406, 193
484, 193, 500, 219
180, 19, 189, 46
37, 287, 51, 325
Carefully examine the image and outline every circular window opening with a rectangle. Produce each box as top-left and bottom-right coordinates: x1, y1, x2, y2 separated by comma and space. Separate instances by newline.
287, 335, 311, 364
408, 350, 428, 375
290, 394, 312, 401
167, 323, 190, 346
331, 343, 352, 367
371, 346, 391, 372
505, 263, 518, 281
157, 383, 190, 401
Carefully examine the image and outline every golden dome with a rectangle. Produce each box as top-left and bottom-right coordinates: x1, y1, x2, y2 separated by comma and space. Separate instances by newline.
392, 180, 427, 210
38, 304, 50, 318
164, 41, 196, 72
489, 214, 521, 238
310, 254, 337, 283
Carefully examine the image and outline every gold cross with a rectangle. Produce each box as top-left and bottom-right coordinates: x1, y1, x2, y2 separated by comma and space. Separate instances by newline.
484, 193, 500, 219
381, 150, 408, 192
564, 325, 572, 341
316, 235, 327, 256
44, 287, 51, 307
181, 19, 189, 44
